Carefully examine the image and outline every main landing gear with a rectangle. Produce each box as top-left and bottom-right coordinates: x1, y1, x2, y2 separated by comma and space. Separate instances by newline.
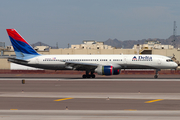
82, 71, 95, 78
154, 69, 160, 79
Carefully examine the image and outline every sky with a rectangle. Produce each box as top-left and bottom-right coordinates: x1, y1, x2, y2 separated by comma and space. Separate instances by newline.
0, 0, 180, 48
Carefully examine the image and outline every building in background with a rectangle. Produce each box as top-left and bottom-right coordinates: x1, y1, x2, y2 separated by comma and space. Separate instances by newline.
34, 46, 50, 51
133, 40, 174, 50
133, 40, 174, 54
71, 40, 114, 49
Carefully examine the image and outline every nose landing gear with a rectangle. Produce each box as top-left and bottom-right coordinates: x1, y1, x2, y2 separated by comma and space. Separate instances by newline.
154, 74, 158, 79
154, 69, 160, 79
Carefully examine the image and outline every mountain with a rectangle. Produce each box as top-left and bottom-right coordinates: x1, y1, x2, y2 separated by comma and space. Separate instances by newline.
104, 35, 180, 48
31, 35, 180, 49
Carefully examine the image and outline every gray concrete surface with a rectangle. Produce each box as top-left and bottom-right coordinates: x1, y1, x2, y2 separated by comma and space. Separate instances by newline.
0, 78, 180, 119
0, 74, 180, 79
0, 80, 180, 93
0, 97, 180, 110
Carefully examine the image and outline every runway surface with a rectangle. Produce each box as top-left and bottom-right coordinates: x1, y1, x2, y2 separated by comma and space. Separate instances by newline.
1, 74, 180, 79
1, 79, 180, 93
0, 78, 180, 120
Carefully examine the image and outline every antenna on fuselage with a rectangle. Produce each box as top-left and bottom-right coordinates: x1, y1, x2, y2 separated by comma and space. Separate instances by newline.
172, 21, 177, 48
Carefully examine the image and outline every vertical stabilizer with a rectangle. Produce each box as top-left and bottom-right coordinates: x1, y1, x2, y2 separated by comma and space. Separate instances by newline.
6, 29, 39, 58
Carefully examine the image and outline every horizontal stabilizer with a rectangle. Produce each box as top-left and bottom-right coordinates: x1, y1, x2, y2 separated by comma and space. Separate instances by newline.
8, 58, 29, 64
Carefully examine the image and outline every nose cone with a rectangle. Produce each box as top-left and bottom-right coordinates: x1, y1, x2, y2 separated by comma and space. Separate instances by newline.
173, 62, 178, 69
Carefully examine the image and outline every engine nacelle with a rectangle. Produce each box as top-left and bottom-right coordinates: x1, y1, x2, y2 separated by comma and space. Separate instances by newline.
95, 65, 121, 75
95, 65, 113, 75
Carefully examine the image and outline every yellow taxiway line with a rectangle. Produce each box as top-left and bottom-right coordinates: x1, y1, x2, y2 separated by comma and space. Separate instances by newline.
54, 98, 74, 101
145, 99, 163, 103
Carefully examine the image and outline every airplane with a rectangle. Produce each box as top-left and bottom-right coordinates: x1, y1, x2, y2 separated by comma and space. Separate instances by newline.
6, 29, 178, 78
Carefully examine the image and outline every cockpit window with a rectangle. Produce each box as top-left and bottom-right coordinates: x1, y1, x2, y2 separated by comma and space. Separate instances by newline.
166, 59, 173, 62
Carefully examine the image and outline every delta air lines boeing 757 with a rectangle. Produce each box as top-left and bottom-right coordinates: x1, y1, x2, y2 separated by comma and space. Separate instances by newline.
6, 29, 178, 78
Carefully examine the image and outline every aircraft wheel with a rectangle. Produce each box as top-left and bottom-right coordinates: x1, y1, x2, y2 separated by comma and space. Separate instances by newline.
91, 74, 95, 78
82, 74, 86, 78
154, 75, 158, 79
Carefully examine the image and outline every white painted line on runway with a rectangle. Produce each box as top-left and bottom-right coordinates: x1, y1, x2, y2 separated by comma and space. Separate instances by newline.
1, 78, 180, 81
1, 110, 180, 120
1, 92, 180, 100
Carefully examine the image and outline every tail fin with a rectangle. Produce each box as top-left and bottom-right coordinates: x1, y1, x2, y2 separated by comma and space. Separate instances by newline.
6, 29, 39, 58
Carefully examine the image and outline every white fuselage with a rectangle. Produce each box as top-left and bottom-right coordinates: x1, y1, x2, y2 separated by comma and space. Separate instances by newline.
23, 54, 177, 70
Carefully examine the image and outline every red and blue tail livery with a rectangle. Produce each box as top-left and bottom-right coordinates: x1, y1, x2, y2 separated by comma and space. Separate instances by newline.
6, 29, 39, 58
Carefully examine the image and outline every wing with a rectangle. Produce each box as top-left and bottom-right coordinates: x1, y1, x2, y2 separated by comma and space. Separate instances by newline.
64, 61, 98, 70
63, 61, 121, 71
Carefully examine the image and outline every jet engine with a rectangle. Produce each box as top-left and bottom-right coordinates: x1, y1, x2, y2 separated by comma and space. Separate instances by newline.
95, 65, 120, 75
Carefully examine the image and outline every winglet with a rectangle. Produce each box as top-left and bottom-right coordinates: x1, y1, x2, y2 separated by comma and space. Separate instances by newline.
6, 29, 40, 58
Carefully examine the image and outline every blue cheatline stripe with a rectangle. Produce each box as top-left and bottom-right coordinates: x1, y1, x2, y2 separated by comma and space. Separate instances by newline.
9, 36, 39, 57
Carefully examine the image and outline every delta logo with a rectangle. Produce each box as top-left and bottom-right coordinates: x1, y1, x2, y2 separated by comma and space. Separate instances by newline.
132, 56, 137, 60
138, 56, 152, 60
132, 56, 152, 60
